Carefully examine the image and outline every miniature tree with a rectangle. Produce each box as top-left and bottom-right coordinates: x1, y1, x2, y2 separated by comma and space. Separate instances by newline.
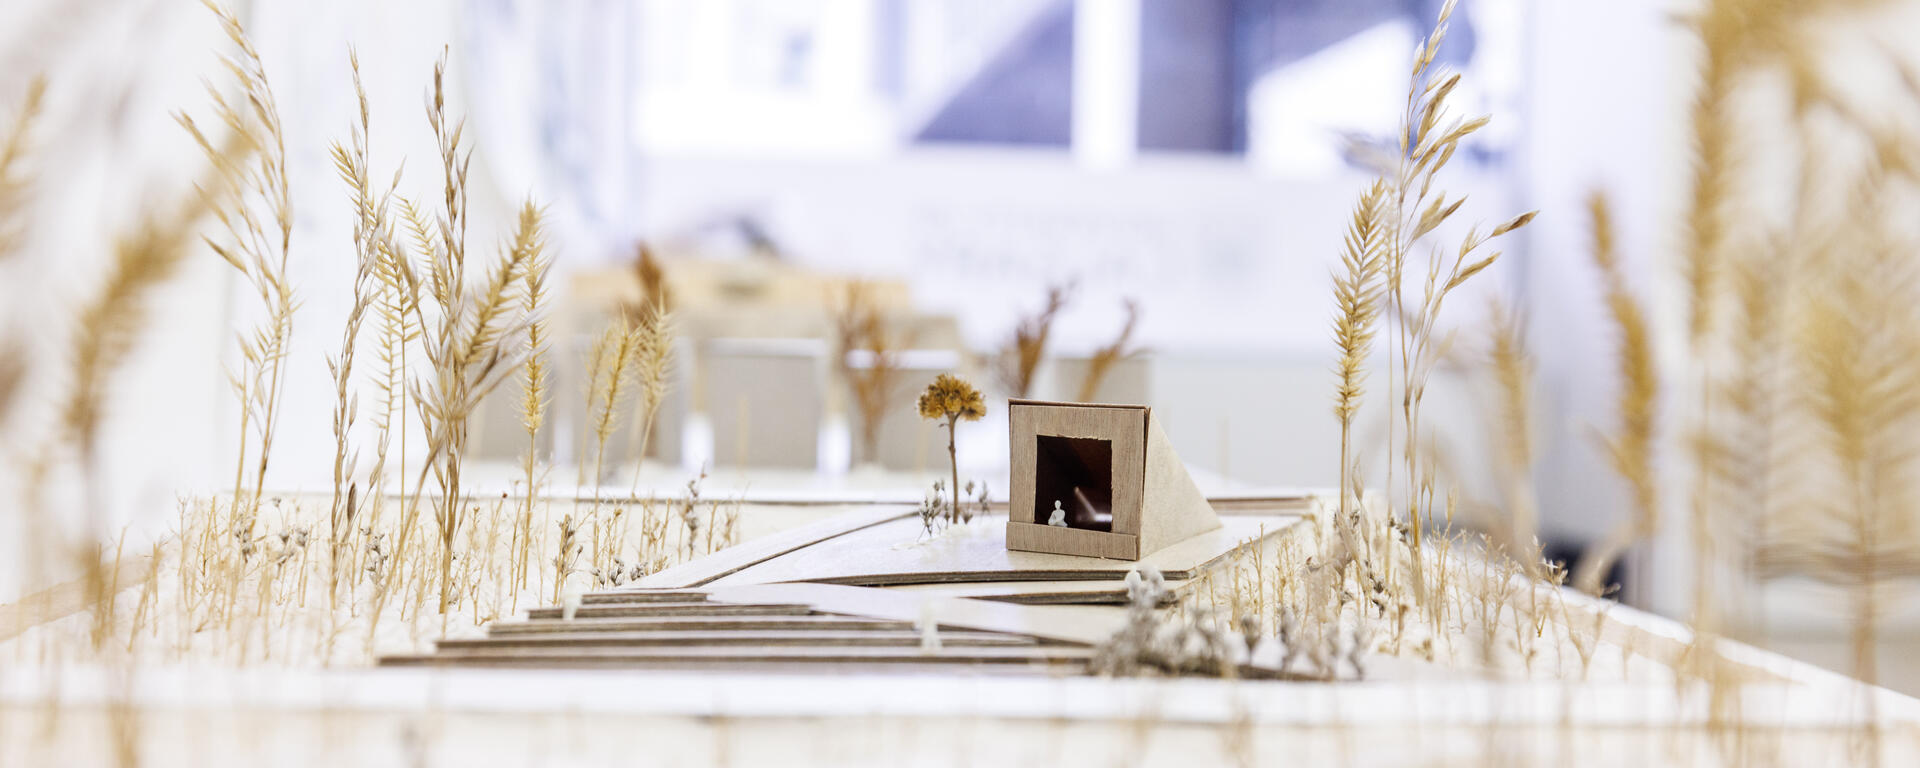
916, 374, 986, 523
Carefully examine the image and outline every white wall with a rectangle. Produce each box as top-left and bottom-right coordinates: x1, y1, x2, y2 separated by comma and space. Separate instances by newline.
1517, 0, 1683, 610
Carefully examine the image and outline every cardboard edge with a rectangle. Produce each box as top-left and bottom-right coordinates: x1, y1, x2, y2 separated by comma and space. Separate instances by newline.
1006, 521, 1139, 560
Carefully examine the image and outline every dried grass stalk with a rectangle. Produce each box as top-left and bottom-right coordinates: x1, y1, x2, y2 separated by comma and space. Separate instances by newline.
832, 281, 908, 463
995, 282, 1071, 399
1380, 0, 1535, 626
0, 74, 46, 261
375, 53, 542, 620
1575, 192, 1658, 595
180, 0, 296, 541
423, 197, 543, 614
52, 135, 242, 651
324, 50, 399, 606
0, 75, 47, 428
1484, 298, 1540, 577
631, 242, 671, 314
1764, 175, 1920, 688
513, 221, 553, 598
582, 313, 644, 498
1077, 298, 1141, 403
1330, 179, 1388, 578
626, 304, 675, 494
363, 184, 421, 574
580, 309, 664, 573
619, 243, 672, 471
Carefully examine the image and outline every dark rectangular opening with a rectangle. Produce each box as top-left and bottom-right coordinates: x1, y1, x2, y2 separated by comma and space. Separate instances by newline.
1033, 435, 1114, 532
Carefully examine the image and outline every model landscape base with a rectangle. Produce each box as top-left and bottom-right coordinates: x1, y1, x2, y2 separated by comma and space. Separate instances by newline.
7, 494, 1919, 766
387, 503, 1306, 675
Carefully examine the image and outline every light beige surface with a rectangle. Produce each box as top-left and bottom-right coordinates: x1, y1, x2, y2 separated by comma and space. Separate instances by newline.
881, 578, 1192, 605
634, 505, 914, 589
1005, 520, 1139, 560
1138, 411, 1222, 553
706, 513, 1299, 587
704, 582, 1131, 646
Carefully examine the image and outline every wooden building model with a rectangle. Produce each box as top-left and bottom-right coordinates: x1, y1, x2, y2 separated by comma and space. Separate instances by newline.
1005, 400, 1220, 560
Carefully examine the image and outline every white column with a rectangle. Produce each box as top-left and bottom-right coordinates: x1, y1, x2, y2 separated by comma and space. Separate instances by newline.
1071, 0, 1140, 169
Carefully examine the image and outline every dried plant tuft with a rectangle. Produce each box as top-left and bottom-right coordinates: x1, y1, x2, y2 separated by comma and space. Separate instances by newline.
1378, 0, 1535, 628
831, 281, 909, 464
1331, 179, 1389, 550
917, 373, 986, 523
1077, 298, 1142, 403
995, 282, 1072, 399
627, 303, 676, 494
1575, 192, 1658, 595
0, 74, 46, 261
513, 217, 553, 599
179, 0, 297, 542
323, 50, 400, 606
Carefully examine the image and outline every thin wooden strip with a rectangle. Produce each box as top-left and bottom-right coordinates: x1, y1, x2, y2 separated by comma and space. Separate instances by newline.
881, 583, 1186, 607
379, 657, 1090, 675
634, 505, 915, 589
880, 579, 1191, 600
439, 630, 1037, 650
579, 591, 709, 605
703, 583, 1128, 647
813, 570, 1136, 587
1007, 398, 1146, 411
1005, 521, 1138, 560
524, 602, 814, 620
985, 593, 1129, 606
488, 615, 911, 635
402, 645, 1092, 662
1210, 495, 1316, 513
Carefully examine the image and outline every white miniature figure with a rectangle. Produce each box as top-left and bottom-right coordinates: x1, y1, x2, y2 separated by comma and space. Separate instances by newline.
1046, 500, 1067, 527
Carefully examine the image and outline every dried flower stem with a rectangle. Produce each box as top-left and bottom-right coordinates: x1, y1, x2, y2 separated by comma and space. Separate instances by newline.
324, 50, 398, 607
832, 281, 907, 463
996, 283, 1071, 399
627, 305, 675, 496
0, 74, 46, 261
514, 225, 552, 599
583, 314, 645, 525
1380, 0, 1535, 628
1332, 179, 1388, 549
1078, 298, 1141, 403
1575, 192, 1658, 595
182, 1, 296, 543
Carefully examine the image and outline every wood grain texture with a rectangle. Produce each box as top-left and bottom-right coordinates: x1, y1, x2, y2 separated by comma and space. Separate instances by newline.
488, 615, 915, 636
882, 579, 1190, 606
441, 629, 1039, 650
379, 647, 1091, 672
524, 602, 815, 620
1005, 521, 1137, 560
1009, 400, 1144, 530
1137, 412, 1221, 554
580, 591, 710, 605
1005, 399, 1220, 559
